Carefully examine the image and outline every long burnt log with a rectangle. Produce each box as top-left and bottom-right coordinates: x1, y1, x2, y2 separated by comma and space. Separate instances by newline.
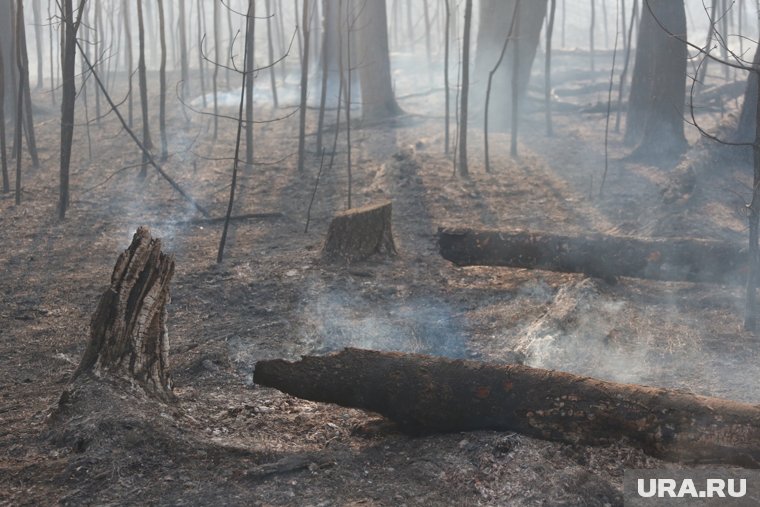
254, 348, 760, 468
438, 227, 745, 284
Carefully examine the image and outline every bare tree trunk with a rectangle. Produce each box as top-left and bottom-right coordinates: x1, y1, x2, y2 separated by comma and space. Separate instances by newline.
0, 34, 7, 193
423, 0, 432, 84
457, 0, 472, 178
32, 0, 44, 90
196, 0, 207, 107
444, 0, 450, 154
212, 0, 219, 140
297, 0, 311, 173
15, 1, 38, 169
93, 0, 102, 123
158, 0, 167, 161
339, 0, 352, 209
136, 0, 153, 177
590, 0, 596, 73
626, 0, 687, 157
316, 0, 331, 153
217, 1, 255, 264
615, 0, 637, 133
485, 2, 519, 173
59, 0, 83, 219
545, 0, 556, 136
265, 0, 279, 108
123, 0, 133, 127
178, 0, 188, 97
510, 2, 520, 158
48, 0, 56, 105
745, 63, 760, 330
355, 0, 402, 121
245, 0, 255, 171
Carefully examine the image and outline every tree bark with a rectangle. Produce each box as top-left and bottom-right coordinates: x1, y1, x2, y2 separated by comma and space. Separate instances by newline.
59, 0, 83, 219
297, 0, 311, 172
0, 27, 7, 193
254, 348, 760, 468
322, 200, 397, 263
438, 227, 746, 285
74, 227, 175, 401
457, 0, 473, 177
136, 0, 153, 176
355, 0, 402, 121
625, 0, 687, 157
158, 0, 167, 161
474, 0, 548, 129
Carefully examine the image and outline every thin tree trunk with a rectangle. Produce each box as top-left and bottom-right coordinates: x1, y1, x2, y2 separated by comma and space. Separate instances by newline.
32, 0, 44, 90
59, 0, 83, 219
217, 0, 255, 264
48, 0, 56, 105
245, 0, 255, 171
196, 0, 207, 107
590, 0, 596, 73
212, 0, 219, 140
158, 0, 167, 161
17, 1, 38, 168
179, 0, 188, 97
340, 0, 352, 209
316, 0, 331, 154
457, 0, 473, 177
545, 0, 556, 136
265, 0, 279, 108
297, 0, 311, 173
123, 0, 133, 127
510, 2, 521, 158
0, 34, 7, 193
444, 0, 450, 154
615, 0, 636, 133
136, 0, 153, 177
485, 2, 519, 173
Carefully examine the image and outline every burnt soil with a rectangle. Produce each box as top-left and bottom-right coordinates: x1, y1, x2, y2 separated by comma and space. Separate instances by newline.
2, 50, 760, 506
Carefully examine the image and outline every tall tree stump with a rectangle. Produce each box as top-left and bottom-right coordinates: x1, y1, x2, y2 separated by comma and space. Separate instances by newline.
322, 201, 397, 263
73, 226, 175, 401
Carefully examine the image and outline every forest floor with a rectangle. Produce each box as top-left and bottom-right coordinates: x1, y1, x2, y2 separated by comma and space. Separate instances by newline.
2, 51, 760, 506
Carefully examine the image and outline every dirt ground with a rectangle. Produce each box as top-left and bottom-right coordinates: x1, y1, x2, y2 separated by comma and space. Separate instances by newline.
2, 50, 760, 506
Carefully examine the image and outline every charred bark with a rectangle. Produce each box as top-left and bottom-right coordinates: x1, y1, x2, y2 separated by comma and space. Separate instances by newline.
438, 227, 745, 285
74, 227, 175, 401
322, 201, 397, 263
254, 348, 760, 468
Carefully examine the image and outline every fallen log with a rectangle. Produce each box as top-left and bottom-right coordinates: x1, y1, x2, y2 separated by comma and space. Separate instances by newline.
438, 227, 745, 284
254, 348, 760, 468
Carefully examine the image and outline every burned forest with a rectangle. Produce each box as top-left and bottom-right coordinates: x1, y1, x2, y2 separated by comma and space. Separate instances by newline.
5, 0, 760, 505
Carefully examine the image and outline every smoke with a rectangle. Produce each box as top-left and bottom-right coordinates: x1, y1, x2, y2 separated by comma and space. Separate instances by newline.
507, 278, 760, 404
296, 283, 468, 359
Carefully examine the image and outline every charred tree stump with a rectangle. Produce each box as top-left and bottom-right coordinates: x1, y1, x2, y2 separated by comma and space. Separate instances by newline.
255, 348, 760, 468
438, 227, 745, 285
322, 201, 398, 263
73, 226, 175, 401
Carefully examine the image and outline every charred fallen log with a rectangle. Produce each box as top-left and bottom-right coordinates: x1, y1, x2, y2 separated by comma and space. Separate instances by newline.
254, 348, 760, 468
438, 227, 745, 284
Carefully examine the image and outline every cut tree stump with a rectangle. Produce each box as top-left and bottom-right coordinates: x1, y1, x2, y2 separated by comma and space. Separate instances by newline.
255, 348, 760, 468
322, 201, 397, 263
73, 226, 175, 401
438, 227, 745, 284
